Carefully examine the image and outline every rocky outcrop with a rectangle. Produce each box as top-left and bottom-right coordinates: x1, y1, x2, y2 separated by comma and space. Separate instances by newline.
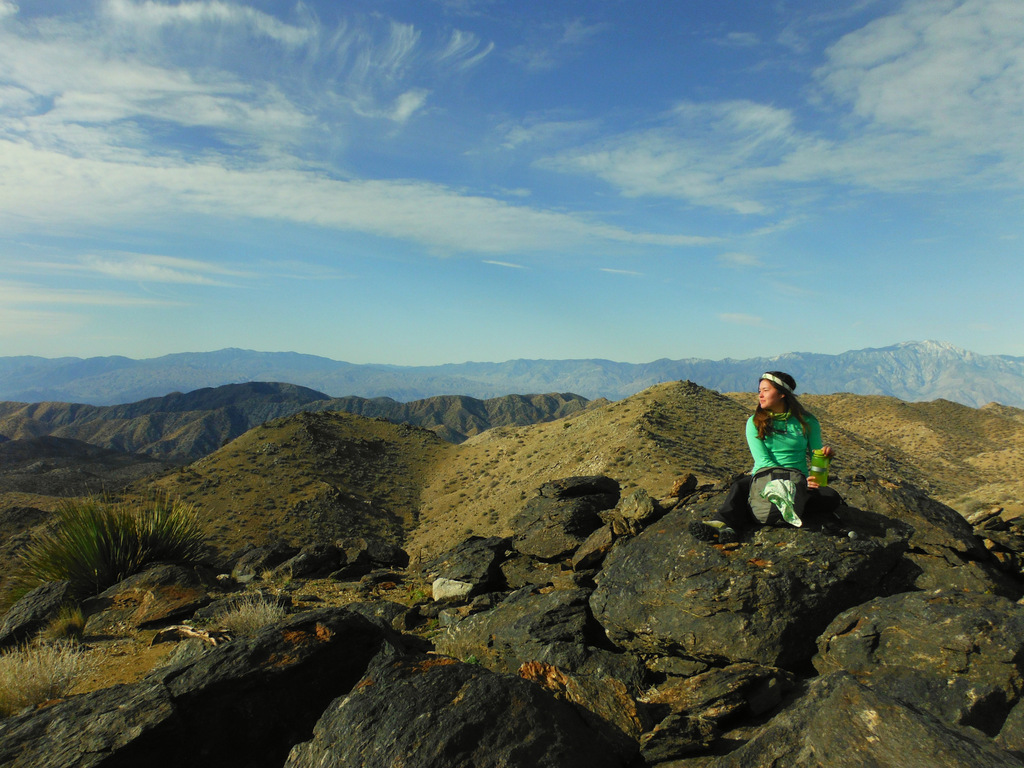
706, 672, 1024, 767
814, 589, 1024, 735
0, 608, 402, 768
590, 496, 911, 670
285, 654, 637, 768
3, 471, 1024, 766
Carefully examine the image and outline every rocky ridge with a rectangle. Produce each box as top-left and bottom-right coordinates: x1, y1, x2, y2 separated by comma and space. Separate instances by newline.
3, 437, 1024, 763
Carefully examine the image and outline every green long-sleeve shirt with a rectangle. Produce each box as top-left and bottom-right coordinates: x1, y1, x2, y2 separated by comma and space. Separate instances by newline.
745, 413, 823, 476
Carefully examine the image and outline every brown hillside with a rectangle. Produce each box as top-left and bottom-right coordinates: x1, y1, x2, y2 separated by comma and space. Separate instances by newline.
143, 410, 453, 559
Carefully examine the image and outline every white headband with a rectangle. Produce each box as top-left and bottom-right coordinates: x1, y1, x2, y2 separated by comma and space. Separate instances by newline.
761, 373, 794, 394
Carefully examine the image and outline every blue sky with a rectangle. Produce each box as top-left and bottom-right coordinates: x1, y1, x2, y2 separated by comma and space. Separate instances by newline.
1, 0, 1022, 365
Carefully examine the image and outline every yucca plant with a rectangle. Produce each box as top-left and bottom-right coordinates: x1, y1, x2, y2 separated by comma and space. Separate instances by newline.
17, 495, 205, 597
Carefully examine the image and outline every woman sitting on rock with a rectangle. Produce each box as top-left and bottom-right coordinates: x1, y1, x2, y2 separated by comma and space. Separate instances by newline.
690, 371, 844, 543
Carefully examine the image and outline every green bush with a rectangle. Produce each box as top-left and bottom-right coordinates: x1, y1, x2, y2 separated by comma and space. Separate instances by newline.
17, 496, 205, 597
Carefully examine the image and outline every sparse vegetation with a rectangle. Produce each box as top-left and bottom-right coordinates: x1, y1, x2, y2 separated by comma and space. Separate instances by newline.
0, 642, 88, 717
41, 605, 86, 642
16, 495, 205, 597
214, 594, 287, 636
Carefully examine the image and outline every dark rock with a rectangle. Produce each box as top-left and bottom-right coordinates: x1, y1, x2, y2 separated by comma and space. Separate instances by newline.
646, 663, 796, 724
0, 607, 401, 768
838, 477, 1021, 598
611, 488, 660, 535
814, 589, 1024, 734
284, 655, 637, 768
83, 564, 213, 634
345, 599, 412, 632
512, 496, 611, 561
0, 580, 74, 650
590, 502, 909, 671
230, 540, 300, 582
0, 682, 178, 768
434, 586, 596, 674
669, 473, 699, 498
640, 712, 718, 763
571, 524, 616, 571
706, 672, 1023, 767
499, 553, 564, 590
997, 698, 1024, 755
538, 475, 620, 499
272, 542, 341, 579
337, 535, 410, 569
433, 585, 650, 738
421, 536, 510, 599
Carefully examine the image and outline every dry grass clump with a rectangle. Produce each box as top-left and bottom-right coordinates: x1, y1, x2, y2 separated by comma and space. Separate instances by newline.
0, 642, 88, 717
41, 605, 86, 642
214, 594, 287, 637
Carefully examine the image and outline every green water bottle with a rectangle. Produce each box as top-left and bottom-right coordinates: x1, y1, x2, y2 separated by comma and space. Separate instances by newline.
809, 449, 830, 486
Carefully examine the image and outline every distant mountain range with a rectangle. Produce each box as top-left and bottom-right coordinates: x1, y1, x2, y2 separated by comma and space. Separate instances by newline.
0, 383, 592, 462
2, 340, 1023, 409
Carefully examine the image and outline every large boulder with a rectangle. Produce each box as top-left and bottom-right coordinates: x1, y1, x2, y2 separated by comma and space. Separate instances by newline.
284, 654, 638, 768
511, 496, 612, 561
433, 584, 651, 739
590, 501, 910, 670
434, 586, 600, 675
0, 607, 402, 768
421, 536, 510, 600
814, 588, 1024, 735
82, 563, 213, 635
0, 580, 74, 650
705, 672, 1023, 767
838, 476, 1021, 598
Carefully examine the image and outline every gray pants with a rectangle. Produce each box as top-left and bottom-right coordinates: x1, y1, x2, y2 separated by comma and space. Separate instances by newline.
714, 470, 843, 530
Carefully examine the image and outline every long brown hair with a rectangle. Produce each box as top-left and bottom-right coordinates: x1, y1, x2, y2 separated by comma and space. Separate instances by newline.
752, 371, 810, 439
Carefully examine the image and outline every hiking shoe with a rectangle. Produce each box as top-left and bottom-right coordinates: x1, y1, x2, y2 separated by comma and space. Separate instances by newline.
689, 520, 738, 544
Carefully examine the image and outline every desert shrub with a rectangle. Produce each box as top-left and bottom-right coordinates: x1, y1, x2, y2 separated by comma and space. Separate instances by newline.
0, 643, 88, 717
17, 495, 205, 597
41, 605, 86, 642
215, 594, 287, 637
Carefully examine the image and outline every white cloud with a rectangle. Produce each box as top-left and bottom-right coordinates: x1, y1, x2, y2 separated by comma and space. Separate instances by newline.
0, 140, 711, 254
483, 260, 525, 269
599, 268, 643, 276
101, 0, 314, 47
436, 29, 494, 70
819, 0, 1024, 163
80, 253, 248, 285
542, 0, 1024, 212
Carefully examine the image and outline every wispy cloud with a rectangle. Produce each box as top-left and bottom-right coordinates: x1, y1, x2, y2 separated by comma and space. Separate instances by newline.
80, 253, 249, 285
0, 280, 177, 307
599, 267, 643, 277
719, 313, 766, 326
542, 0, 1024, 213
483, 260, 526, 269
717, 252, 764, 268
508, 18, 608, 71
0, 3, 698, 258
0, 140, 711, 254
101, 0, 315, 47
